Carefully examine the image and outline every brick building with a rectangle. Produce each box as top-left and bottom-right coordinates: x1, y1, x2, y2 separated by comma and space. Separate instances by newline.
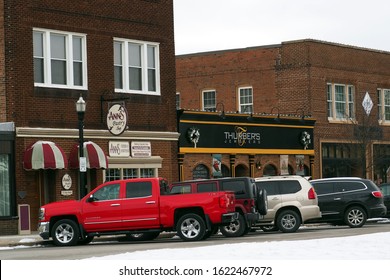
176, 39, 390, 183
0, 0, 178, 235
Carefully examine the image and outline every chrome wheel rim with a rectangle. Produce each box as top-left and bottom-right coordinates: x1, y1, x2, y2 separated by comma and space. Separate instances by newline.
180, 218, 201, 239
280, 214, 297, 230
347, 209, 364, 226
55, 223, 75, 244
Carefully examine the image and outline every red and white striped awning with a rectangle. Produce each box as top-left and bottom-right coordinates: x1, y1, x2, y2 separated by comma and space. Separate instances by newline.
23, 141, 68, 170
68, 141, 108, 169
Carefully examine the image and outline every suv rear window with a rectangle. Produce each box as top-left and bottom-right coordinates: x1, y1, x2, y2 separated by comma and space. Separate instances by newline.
256, 181, 279, 195
335, 181, 366, 192
280, 181, 302, 194
197, 182, 217, 192
312, 182, 333, 195
221, 180, 246, 195
255, 180, 301, 195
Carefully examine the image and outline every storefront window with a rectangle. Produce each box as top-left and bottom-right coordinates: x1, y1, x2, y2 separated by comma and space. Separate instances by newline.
105, 167, 156, 181
263, 164, 277, 176
105, 168, 120, 181
124, 168, 138, 179
0, 155, 11, 216
193, 164, 210, 179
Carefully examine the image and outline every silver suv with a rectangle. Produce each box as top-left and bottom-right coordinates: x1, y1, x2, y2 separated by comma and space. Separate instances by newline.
254, 176, 321, 233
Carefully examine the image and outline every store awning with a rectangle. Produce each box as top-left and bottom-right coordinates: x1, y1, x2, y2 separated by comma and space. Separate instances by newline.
68, 141, 108, 169
23, 141, 68, 170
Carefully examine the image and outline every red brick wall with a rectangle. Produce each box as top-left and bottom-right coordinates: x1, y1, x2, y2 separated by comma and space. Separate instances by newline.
2, 0, 178, 233
176, 39, 390, 180
176, 46, 280, 112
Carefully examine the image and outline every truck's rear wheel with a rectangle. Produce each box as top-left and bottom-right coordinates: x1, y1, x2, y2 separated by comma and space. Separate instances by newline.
176, 213, 206, 241
52, 219, 80, 246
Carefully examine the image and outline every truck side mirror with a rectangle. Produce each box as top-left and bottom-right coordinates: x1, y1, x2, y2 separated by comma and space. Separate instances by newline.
87, 194, 96, 202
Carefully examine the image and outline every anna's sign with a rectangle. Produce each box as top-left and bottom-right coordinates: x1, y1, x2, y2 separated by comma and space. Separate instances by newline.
106, 104, 128, 136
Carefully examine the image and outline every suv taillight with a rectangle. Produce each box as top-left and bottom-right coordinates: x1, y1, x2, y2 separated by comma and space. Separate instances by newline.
308, 187, 317, 200
219, 195, 232, 208
372, 191, 383, 198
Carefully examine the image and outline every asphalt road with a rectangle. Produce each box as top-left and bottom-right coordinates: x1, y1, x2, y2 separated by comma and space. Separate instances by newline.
1, 221, 389, 260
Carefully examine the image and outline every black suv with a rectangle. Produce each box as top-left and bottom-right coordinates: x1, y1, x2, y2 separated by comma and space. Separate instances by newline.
309, 177, 387, 227
170, 177, 267, 237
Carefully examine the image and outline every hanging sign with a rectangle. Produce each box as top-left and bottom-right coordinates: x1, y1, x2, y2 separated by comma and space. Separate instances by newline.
212, 154, 222, 177
106, 103, 128, 136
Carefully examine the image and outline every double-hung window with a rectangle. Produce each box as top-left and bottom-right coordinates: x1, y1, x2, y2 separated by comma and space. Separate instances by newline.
114, 39, 160, 95
327, 83, 355, 121
377, 88, 390, 123
33, 28, 87, 89
238, 86, 253, 113
202, 90, 216, 111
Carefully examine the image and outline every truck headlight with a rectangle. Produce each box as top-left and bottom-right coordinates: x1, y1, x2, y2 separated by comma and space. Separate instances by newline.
38, 207, 45, 220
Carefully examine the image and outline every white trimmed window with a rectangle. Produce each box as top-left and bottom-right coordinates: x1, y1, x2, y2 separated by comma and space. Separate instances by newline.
377, 88, 390, 123
33, 28, 87, 89
105, 168, 156, 181
202, 90, 216, 111
114, 39, 160, 95
238, 86, 253, 113
327, 83, 355, 121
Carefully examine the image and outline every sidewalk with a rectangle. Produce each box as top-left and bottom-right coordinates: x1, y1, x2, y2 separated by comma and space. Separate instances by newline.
0, 232, 178, 248
0, 232, 42, 247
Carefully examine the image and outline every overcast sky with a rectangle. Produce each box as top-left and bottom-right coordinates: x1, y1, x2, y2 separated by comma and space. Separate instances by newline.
173, 0, 390, 55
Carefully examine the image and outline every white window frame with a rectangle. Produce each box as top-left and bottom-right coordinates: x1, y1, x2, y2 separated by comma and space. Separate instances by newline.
238, 86, 253, 113
114, 38, 160, 96
327, 83, 355, 122
104, 156, 162, 181
202, 89, 216, 111
378, 88, 390, 124
33, 28, 88, 89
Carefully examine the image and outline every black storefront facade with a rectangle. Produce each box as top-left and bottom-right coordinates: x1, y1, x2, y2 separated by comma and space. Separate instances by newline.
177, 110, 316, 181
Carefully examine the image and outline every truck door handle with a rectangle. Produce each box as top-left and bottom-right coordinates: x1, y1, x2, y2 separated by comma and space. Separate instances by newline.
146, 201, 156, 204
110, 203, 121, 207
334, 198, 341, 201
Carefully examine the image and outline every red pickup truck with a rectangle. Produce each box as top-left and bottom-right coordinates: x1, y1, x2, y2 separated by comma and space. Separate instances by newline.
38, 177, 237, 246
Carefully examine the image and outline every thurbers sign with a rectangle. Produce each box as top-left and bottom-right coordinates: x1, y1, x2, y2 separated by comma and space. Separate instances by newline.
106, 104, 128, 136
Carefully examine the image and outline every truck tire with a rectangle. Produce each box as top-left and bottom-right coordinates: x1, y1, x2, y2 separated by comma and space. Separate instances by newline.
126, 232, 160, 241
51, 219, 80, 246
276, 209, 301, 233
219, 213, 247, 237
256, 189, 268, 215
176, 213, 206, 241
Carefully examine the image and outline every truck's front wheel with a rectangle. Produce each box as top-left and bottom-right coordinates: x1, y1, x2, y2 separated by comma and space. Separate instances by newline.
52, 219, 80, 246
176, 213, 206, 241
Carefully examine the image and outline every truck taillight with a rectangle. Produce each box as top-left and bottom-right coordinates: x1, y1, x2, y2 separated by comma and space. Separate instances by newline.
308, 187, 317, 200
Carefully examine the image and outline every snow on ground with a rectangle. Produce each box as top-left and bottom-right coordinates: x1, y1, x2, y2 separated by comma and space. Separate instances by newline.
86, 231, 390, 260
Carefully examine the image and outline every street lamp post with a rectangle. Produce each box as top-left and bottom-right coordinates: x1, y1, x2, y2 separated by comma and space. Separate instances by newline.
76, 96, 86, 199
